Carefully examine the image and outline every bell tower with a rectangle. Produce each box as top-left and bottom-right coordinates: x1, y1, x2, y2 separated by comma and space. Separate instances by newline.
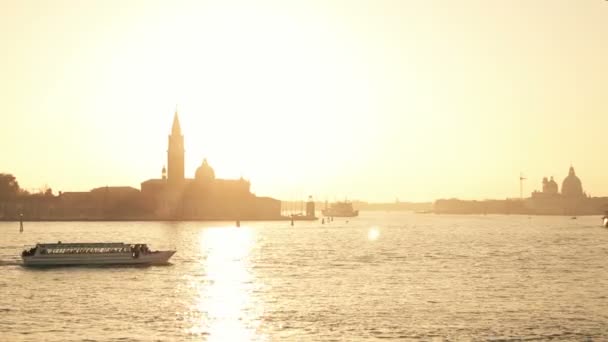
167, 110, 185, 185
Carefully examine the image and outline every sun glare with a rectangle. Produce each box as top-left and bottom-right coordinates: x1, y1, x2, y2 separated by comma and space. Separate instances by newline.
89, 2, 379, 197
368, 227, 380, 241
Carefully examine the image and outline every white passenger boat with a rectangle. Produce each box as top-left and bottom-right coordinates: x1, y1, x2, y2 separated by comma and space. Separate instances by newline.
21, 242, 175, 266
321, 201, 359, 218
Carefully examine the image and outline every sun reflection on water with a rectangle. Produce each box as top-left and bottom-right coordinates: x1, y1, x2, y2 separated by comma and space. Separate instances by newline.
189, 226, 264, 341
368, 227, 380, 241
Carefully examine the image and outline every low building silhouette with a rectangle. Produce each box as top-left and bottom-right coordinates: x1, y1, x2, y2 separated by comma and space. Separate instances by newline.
527, 165, 601, 215
434, 198, 528, 215
435, 165, 608, 215
139, 111, 281, 220
0, 111, 281, 221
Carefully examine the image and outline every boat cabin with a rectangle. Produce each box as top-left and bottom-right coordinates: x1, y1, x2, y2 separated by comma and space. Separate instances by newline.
22, 242, 150, 257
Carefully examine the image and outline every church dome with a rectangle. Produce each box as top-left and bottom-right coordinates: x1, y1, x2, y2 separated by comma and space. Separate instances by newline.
561, 166, 583, 197
195, 159, 215, 183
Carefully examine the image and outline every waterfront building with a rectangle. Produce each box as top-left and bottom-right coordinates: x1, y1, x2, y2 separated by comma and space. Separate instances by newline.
434, 165, 608, 215
1, 110, 281, 221
528, 165, 597, 215
532, 166, 585, 199
140, 111, 281, 220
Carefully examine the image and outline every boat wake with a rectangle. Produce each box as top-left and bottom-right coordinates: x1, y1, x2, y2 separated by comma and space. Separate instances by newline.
0, 259, 23, 266
0, 245, 26, 250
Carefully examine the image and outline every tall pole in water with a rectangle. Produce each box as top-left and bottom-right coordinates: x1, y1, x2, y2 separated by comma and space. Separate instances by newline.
519, 173, 526, 200
19, 213, 23, 233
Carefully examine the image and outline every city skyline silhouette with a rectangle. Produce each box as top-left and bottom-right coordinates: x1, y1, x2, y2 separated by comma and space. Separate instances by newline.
2, 0, 607, 202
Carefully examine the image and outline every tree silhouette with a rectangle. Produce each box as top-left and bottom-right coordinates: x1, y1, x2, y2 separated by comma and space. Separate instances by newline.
0, 173, 21, 199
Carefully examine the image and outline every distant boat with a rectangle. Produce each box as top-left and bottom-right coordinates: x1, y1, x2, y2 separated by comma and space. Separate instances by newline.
21, 242, 175, 266
322, 201, 359, 217
289, 213, 317, 221
603, 216, 608, 228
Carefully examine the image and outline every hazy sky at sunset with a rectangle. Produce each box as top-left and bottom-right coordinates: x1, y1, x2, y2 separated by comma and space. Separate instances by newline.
1, 0, 607, 202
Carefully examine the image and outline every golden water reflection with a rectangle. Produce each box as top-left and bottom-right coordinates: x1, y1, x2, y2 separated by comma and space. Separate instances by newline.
190, 227, 264, 341
368, 226, 380, 241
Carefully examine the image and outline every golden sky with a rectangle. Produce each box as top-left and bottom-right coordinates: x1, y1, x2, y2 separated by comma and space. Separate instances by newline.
1, 0, 607, 202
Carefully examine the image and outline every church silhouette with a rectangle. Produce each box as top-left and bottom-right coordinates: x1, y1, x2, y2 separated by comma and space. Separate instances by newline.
0, 111, 281, 221
140, 111, 281, 220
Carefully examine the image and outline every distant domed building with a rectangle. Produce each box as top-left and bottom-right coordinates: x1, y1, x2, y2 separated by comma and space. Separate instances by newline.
561, 166, 585, 198
528, 165, 593, 215
140, 111, 281, 219
195, 158, 215, 184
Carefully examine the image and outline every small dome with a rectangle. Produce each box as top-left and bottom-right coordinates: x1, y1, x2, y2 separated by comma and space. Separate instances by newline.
561, 166, 583, 197
546, 176, 558, 194
542, 177, 549, 192
548, 177, 558, 187
195, 159, 215, 183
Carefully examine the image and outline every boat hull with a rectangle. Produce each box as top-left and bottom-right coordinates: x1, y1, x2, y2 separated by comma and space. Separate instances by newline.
22, 251, 175, 267
321, 210, 359, 217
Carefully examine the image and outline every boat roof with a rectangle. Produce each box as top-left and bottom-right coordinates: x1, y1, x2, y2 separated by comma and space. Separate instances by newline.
36, 242, 139, 249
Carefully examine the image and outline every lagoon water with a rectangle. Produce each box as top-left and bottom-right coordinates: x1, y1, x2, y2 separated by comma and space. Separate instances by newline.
1, 212, 608, 341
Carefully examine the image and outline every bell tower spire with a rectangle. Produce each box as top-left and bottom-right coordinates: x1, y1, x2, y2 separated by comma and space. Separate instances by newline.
167, 109, 185, 185
172, 107, 181, 135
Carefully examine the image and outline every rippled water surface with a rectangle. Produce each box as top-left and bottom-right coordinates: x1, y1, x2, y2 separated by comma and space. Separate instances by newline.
1, 212, 608, 341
